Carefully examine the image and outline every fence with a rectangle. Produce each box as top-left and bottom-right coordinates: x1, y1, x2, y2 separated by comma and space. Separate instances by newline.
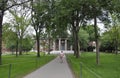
68, 58, 102, 78
0, 58, 41, 78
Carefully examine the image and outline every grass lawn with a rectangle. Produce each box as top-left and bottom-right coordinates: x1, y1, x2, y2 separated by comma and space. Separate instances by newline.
0, 52, 56, 78
67, 52, 120, 78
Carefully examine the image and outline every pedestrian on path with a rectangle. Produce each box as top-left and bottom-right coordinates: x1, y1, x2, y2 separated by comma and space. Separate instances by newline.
59, 51, 65, 63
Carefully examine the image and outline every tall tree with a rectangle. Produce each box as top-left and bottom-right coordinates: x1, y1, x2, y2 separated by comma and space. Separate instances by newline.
56, 0, 87, 58
0, 0, 30, 65
10, 6, 30, 55
78, 0, 109, 64
44, 0, 56, 54
31, 0, 47, 57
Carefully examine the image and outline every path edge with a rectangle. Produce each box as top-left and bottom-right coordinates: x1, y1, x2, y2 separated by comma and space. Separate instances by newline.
66, 56, 76, 78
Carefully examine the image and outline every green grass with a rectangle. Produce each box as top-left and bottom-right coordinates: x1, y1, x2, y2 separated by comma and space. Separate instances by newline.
67, 52, 120, 78
0, 52, 56, 78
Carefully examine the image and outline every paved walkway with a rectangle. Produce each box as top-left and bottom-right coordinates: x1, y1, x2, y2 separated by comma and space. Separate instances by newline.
24, 56, 74, 78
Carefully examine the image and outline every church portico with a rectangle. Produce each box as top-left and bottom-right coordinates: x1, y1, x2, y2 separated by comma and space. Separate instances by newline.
53, 38, 69, 51
33, 38, 74, 54
51, 38, 74, 54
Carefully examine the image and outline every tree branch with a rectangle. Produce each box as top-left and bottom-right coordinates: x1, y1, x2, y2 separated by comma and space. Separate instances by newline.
5, 0, 30, 11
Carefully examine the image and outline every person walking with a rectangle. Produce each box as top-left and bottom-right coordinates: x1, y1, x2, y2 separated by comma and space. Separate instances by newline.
59, 51, 65, 63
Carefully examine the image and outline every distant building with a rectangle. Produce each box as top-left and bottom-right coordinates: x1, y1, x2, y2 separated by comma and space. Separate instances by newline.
33, 38, 73, 53
2, 41, 10, 53
52, 38, 71, 51
88, 41, 96, 52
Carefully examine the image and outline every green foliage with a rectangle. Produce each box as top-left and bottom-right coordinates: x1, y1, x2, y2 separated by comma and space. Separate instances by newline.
100, 26, 120, 52
47, 0, 69, 39
3, 23, 18, 51
100, 31, 114, 52
78, 28, 89, 50
100, 12, 120, 52
32, 0, 47, 31
22, 36, 34, 52
83, 25, 96, 41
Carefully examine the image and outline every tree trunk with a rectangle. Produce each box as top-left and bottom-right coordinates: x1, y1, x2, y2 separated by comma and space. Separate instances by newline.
36, 33, 40, 57
48, 38, 50, 54
16, 38, 18, 57
71, 15, 77, 56
72, 27, 76, 56
75, 29, 79, 58
72, 26, 79, 58
19, 37, 23, 55
71, 10, 80, 58
75, 10, 80, 58
0, 10, 4, 65
115, 40, 118, 55
0, 20, 3, 65
94, 17, 100, 65
115, 26, 118, 55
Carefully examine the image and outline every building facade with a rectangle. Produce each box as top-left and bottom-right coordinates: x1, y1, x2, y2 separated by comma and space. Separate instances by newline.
52, 38, 72, 51
33, 38, 73, 52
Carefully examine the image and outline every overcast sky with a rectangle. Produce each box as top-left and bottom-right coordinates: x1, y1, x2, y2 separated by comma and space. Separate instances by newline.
3, 11, 105, 35
3, 11, 35, 35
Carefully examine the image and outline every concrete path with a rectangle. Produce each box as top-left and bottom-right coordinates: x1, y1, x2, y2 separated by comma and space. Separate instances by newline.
24, 56, 74, 78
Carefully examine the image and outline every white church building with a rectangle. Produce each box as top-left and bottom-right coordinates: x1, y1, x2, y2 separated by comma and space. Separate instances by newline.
33, 38, 74, 54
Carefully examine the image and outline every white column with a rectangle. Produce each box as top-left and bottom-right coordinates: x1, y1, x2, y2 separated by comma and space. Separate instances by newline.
59, 38, 61, 50
70, 45, 73, 51
65, 39, 67, 50
53, 40, 56, 50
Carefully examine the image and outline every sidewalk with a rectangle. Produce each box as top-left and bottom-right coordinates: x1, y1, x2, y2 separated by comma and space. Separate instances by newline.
24, 56, 74, 78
